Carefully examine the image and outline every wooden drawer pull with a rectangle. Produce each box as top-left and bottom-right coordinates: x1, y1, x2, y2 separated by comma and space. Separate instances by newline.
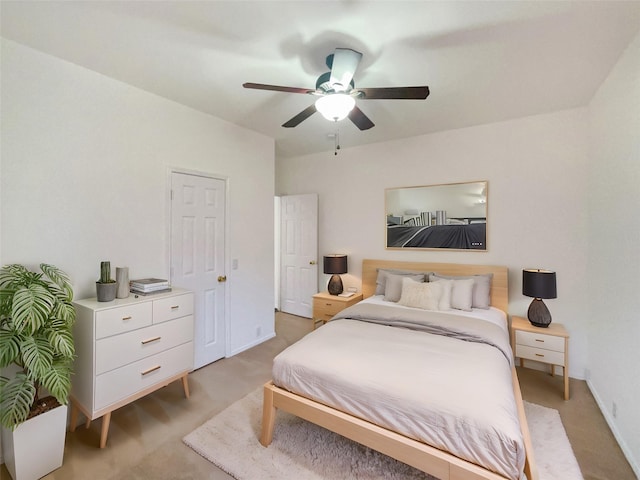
535, 339, 545, 342
122, 316, 132, 321
171, 305, 180, 310
535, 353, 545, 357
141, 336, 161, 345
141, 365, 161, 376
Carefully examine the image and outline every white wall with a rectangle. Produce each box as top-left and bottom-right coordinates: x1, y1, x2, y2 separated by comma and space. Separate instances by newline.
277, 108, 589, 380
0, 39, 276, 356
587, 31, 640, 476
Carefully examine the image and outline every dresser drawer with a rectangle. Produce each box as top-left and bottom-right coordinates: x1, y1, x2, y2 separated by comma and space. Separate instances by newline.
153, 293, 194, 324
95, 315, 194, 375
515, 330, 565, 352
95, 303, 153, 339
515, 344, 565, 366
94, 342, 193, 411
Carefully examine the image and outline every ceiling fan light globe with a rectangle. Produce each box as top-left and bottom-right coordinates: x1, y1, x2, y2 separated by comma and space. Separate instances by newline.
315, 94, 355, 122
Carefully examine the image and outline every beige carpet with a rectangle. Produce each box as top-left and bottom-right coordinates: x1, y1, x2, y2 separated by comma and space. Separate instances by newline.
183, 388, 583, 480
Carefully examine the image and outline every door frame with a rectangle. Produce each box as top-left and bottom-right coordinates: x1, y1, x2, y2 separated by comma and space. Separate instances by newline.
166, 166, 230, 360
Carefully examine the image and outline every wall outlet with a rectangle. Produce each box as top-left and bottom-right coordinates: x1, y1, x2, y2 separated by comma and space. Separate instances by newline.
612, 401, 618, 418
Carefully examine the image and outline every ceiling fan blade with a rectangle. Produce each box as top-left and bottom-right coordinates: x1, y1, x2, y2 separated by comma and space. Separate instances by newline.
348, 106, 375, 131
282, 104, 317, 128
329, 48, 362, 92
243, 83, 314, 95
357, 86, 430, 100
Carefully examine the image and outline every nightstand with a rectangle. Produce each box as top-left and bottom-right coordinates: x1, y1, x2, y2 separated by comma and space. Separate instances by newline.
312, 292, 363, 329
511, 316, 570, 400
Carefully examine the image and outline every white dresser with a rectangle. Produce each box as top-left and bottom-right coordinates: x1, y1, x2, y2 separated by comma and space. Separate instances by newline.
70, 288, 194, 447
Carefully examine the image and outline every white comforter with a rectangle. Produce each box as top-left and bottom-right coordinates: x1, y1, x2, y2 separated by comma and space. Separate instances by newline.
272, 302, 525, 480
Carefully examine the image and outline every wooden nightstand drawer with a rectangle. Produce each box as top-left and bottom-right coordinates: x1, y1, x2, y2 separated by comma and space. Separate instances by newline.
312, 292, 363, 328
515, 330, 565, 353
313, 298, 342, 319
515, 344, 565, 366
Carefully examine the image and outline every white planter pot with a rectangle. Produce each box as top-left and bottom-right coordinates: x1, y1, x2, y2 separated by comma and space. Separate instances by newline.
1, 404, 67, 480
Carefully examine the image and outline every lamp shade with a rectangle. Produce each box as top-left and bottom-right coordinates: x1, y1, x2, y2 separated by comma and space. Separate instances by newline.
315, 94, 355, 122
323, 255, 347, 275
522, 269, 557, 299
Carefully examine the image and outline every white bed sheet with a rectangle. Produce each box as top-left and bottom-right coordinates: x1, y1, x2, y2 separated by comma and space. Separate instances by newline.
272, 301, 524, 480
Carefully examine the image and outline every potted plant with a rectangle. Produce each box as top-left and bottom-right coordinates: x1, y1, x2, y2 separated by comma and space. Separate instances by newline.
95, 260, 116, 302
0, 263, 76, 480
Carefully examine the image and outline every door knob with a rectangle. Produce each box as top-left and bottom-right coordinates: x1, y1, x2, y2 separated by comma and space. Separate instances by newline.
217, 275, 227, 282
309, 261, 317, 265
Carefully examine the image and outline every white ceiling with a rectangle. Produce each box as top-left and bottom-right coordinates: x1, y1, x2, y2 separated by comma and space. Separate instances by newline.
2, 1, 640, 158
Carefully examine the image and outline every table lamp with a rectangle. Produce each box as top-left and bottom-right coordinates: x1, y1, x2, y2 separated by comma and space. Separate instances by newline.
324, 255, 347, 295
522, 269, 557, 327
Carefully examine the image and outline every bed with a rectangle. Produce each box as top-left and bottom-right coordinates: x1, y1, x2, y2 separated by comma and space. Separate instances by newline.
261, 259, 538, 480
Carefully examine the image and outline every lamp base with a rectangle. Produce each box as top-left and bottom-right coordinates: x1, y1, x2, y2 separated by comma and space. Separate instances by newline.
527, 298, 552, 327
328, 274, 344, 295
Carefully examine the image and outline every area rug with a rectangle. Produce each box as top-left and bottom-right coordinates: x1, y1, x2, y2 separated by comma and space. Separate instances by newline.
183, 388, 583, 480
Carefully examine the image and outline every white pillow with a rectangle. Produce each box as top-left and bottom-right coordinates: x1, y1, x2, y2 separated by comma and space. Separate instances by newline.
398, 277, 443, 311
449, 278, 475, 311
383, 273, 424, 302
430, 278, 453, 310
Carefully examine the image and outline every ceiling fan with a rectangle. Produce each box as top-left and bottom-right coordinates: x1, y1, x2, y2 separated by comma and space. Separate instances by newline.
243, 48, 430, 130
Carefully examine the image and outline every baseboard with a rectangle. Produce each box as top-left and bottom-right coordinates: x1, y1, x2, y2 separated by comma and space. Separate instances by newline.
587, 379, 639, 478
227, 332, 276, 357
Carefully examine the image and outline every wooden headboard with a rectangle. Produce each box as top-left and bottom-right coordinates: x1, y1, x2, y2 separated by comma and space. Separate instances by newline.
362, 259, 509, 314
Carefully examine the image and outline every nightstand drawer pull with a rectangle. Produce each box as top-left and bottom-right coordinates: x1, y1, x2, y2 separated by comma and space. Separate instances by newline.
535, 353, 545, 357
141, 365, 161, 376
171, 305, 180, 310
122, 316, 132, 321
141, 336, 161, 345
535, 339, 545, 342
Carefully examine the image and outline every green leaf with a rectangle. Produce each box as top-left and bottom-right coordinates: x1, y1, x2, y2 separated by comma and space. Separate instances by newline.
40, 264, 74, 302
40, 361, 72, 404
53, 301, 76, 325
45, 322, 75, 358
0, 372, 36, 430
0, 328, 21, 367
11, 284, 55, 335
20, 335, 53, 379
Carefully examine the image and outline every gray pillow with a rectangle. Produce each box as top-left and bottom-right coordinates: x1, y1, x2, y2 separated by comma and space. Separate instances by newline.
375, 268, 429, 295
383, 273, 425, 302
429, 272, 493, 309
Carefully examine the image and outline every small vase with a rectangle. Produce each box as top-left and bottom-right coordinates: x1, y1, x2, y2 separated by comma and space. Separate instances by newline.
96, 282, 117, 302
116, 267, 129, 299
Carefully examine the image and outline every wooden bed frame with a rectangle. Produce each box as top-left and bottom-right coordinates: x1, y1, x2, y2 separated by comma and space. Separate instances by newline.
261, 259, 538, 480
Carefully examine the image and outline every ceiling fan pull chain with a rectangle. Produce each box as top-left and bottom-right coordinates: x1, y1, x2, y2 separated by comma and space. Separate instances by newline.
334, 124, 341, 156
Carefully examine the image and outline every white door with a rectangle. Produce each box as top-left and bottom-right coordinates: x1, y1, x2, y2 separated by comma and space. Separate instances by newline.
171, 172, 226, 369
280, 194, 318, 317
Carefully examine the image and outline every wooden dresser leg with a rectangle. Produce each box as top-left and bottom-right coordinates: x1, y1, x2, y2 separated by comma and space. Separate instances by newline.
100, 412, 111, 448
260, 384, 276, 447
181, 374, 190, 399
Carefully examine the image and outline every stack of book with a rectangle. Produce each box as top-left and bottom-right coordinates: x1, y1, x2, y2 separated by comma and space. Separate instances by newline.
130, 278, 171, 295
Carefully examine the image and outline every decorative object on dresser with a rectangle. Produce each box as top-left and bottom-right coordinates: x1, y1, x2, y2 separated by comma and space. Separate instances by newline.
323, 254, 347, 295
96, 261, 117, 302
0, 263, 76, 480
511, 316, 570, 400
129, 277, 171, 295
115, 266, 129, 299
522, 269, 557, 327
70, 288, 194, 448
312, 291, 363, 329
